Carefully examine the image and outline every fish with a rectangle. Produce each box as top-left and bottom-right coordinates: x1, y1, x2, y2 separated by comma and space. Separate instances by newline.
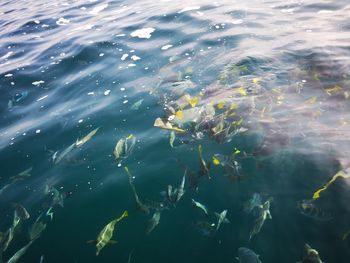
312, 168, 350, 200
6, 240, 34, 263
9, 167, 32, 181
131, 99, 144, 110
243, 193, 262, 214
198, 145, 210, 179
146, 211, 161, 234
153, 117, 186, 132
54, 142, 76, 164
249, 200, 272, 241
91, 210, 128, 256
191, 199, 208, 215
215, 210, 230, 231
114, 135, 136, 161
29, 214, 47, 241
298, 199, 332, 221
169, 131, 176, 147
236, 247, 262, 263
124, 167, 150, 214
39, 255, 44, 263
297, 244, 324, 263
1, 228, 13, 253
45, 185, 64, 207
76, 127, 99, 147
14, 204, 30, 221
176, 174, 186, 202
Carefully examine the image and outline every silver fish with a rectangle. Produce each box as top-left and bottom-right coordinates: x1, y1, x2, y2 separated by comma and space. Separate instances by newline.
29, 214, 47, 241
169, 131, 176, 148
6, 240, 34, 263
243, 193, 262, 214
215, 210, 230, 231
114, 135, 136, 161
146, 211, 161, 234
131, 99, 144, 110
176, 175, 186, 202
297, 244, 324, 263
191, 199, 208, 215
249, 200, 272, 241
54, 142, 76, 164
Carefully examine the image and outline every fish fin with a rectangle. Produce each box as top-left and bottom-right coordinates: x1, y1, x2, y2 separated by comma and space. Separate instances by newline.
214, 212, 220, 218
235, 257, 240, 262
223, 218, 230, 224
109, 240, 118, 245
86, 240, 96, 245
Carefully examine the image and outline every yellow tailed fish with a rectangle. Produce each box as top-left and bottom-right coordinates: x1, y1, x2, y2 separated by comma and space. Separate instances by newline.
175, 110, 184, 119
92, 211, 128, 256
324, 85, 342, 95
154, 118, 185, 132
76, 127, 100, 147
252, 78, 259, 84
305, 96, 317, 104
238, 86, 247, 96
185, 95, 199, 108
216, 101, 225, 109
212, 156, 220, 165
313, 168, 350, 200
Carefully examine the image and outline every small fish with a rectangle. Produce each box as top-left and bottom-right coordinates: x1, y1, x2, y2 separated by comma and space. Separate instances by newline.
154, 117, 186, 132
169, 131, 176, 148
29, 214, 47, 241
76, 127, 99, 147
146, 211, 161, 234
14, 203, 30, 221
236, 247, 262, 263
198, 145, 210, 179
312, 168, 350, 200
215, 210, 230, 231
54, 142, 76, 164
176, 174, 186, 202
10, 167, 32, 181
114, 135, 136, 161
6, 240, 34, 263
131, 99, 144, 110
298, 199, 332, 221
39, 255, 44, 263
45, 185, 64, 207
249, 200, 272, 241
91, 210, 128, 256
124, 167, 150, 214
191, 199, 208, 215
297, 244, 324, 263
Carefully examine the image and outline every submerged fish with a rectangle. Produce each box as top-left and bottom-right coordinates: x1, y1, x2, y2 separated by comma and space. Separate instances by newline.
198, 145, 210, 179
14, 204, 30, 221
114, 134, 136, 161
298, 199, 332, 221
131, 99, 144, 110
312, 167, 350, 200
243, 193, 262, 214
237, 247, 262, 263
169, 131, 176, 148
6, 240, 34, 263
297, 244, 324, 263
29, 214, 47, 241
76, 127, 99, 147
124, 167, 150, 214
191, 199, 208, 215
249, 200, 272, 241
91, 210, 128, 256
54, 142, 76, 164
153, 117, 186, 132
176, 174, 186, 202
215, 210, 230, 232
146, 211, 161, 234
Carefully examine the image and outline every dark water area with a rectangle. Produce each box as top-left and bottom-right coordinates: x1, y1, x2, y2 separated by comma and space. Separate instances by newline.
1, 0, 350, 262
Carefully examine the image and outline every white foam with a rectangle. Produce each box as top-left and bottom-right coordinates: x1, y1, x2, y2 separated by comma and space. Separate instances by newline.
56, 17, 70, 25
130, 28, 155, 39
161, 44, 173, 50
178, 6, 200, 13
90, 4, 108, 15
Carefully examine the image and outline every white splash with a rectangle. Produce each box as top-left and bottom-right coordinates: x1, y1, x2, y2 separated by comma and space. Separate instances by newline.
178, 6, 200, 13
56, 17, 70, 25
121, 54, 128, 61
130, 28, 155, 39
161, 44, 173, 50
131, 55, 140, 61
32, 80, 45, 86
37, 95, 48, 101
104, 90, 111, 96
90, 4, 108, 15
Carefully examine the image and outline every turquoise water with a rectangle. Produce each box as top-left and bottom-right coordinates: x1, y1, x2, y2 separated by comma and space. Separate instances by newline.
1, 0, 350, 262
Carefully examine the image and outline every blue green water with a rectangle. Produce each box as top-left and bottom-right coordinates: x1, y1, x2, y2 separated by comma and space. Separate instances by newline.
1, 0, 350, 262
